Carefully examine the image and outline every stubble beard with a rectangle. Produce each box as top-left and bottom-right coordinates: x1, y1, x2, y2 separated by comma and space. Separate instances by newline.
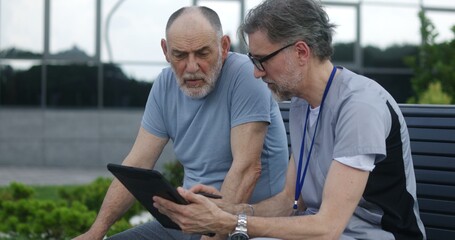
266, 58, 301, 102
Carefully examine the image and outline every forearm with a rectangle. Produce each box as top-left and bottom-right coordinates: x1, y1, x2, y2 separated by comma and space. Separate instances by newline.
220, 163, 261, 204
251, 187, 295, 217
88, 179, 136, 236
247, 214, 333, 240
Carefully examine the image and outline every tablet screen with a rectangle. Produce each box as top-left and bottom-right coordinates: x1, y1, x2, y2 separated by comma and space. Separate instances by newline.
107, 163, 187, 230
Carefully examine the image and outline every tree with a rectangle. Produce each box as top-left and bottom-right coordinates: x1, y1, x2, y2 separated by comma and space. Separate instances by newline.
405, 10, 455, 104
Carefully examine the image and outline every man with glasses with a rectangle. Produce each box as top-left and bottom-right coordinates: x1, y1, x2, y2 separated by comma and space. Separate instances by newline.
74, 5, 289, 240
154, 0, 426, 239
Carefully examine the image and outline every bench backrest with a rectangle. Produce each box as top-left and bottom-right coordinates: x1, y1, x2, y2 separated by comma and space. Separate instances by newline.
278, 102, 455, 240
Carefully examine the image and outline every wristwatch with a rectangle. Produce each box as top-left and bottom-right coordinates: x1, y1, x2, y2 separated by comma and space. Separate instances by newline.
229, 213, 249, 240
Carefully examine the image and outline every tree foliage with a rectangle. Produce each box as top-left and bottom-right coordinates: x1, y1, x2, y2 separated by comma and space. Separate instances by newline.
405, 11, 455, 104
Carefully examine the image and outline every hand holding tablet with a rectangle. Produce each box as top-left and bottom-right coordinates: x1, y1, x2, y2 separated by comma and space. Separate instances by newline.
107, 163, 221, 234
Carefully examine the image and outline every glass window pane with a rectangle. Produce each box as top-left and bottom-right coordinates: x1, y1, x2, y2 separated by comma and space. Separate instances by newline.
327, 6, 357, 63
363, 0, 418, 4
361, 5, 420, 48
0, 60, 42, 106
426, 11, 455, 43
423, 0, 455, 8
197, 1, 242, 50
46, 63, 97, 107
102, 0, 190, 62
50, 0, 95, 58
0, 0, 44, 57
327, 6, 357, 44
103, 64, 155, 108
365, 72, 413, 103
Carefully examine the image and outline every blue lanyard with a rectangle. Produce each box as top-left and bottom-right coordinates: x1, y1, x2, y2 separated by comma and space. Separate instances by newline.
293, 66, 337, 210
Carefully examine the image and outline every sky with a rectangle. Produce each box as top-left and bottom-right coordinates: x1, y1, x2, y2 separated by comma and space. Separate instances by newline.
1, 0, 454, 81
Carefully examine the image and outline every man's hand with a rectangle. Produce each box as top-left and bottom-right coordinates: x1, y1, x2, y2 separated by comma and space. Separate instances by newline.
190, 184, 222, 196
154, 187, 235, 235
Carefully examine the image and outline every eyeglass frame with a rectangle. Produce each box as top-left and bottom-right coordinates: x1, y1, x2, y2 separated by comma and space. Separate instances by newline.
247, 42, 295, 72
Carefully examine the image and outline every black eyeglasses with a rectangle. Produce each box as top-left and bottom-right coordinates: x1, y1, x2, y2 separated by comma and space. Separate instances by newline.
248, 42, 295, 72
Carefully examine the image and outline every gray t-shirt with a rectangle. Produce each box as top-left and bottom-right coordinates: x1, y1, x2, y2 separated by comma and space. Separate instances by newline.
142, 52, 288, 203
290, 67, 426, 239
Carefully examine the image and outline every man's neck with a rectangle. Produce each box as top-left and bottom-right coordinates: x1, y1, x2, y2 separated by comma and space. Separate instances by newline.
299, 60, 335, 108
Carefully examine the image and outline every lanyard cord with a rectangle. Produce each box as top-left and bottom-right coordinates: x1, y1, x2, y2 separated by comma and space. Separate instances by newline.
293, 66, 337, 210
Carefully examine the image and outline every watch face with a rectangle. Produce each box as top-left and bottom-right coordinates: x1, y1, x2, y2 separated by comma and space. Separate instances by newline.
230, 232, 249, 240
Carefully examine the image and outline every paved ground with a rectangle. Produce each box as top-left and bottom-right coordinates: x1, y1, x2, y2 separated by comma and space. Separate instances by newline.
0, 166, 113, 186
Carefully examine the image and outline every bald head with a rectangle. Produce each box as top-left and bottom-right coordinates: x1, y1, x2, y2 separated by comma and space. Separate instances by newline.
166, 6, 223, 39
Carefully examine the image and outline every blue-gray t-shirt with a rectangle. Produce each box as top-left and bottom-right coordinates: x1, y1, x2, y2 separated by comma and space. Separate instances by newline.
142, 52, 288, 203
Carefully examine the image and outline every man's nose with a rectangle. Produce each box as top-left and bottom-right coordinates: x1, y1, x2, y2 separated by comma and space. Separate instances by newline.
253, 67, 266, 79
186, 55, 199, 73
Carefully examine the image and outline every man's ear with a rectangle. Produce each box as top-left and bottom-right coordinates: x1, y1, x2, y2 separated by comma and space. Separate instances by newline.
161, 39, 170, 62
295, 41, 311, 65
220, 35, 231, 60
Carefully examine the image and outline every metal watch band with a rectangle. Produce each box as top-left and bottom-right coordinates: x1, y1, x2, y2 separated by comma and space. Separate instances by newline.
235, 213, 248, 232
229, 213, 249, 239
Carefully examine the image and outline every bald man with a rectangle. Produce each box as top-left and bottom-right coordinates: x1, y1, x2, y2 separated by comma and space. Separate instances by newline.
74, 6, 288, 240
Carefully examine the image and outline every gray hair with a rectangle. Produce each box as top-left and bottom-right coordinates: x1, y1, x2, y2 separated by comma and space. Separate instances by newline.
238, 0, 336, 60
166, 6, 223, 39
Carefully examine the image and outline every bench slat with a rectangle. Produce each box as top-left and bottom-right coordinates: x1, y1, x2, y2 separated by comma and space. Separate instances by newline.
417, 183, 455, 201
425, 227, 455, 240
418, 198, 455, 215
400, 104, 455, 118
405, 117, 455, 128
420, 212, 455, 230
413, 155, 455, 171
411, 142, 455, 156
415, 169, 455, 185
408, 128, 455, 142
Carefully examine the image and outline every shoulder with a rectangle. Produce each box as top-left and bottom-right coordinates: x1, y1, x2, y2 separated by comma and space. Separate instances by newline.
222, 52, 253, 75
153, 67, 177, 89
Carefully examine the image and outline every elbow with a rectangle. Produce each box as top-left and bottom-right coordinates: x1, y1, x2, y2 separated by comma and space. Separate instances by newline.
309, 216, 344, 240
323, 227, 343, 240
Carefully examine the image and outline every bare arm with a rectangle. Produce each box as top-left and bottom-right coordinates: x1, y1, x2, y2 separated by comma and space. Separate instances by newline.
74, 127, 169, 240
247, 161, 369, 239
191, 155, 300, 218
155, 160, 368, 239
219, 121, 268, 204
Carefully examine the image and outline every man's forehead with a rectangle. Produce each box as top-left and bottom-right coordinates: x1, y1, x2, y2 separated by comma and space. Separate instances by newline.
167, 11, 212, 36
167, 13, 218, 51
247, 30, 273, 54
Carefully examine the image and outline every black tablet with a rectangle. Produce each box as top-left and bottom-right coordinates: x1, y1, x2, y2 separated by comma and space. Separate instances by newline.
107, 163, 187, 230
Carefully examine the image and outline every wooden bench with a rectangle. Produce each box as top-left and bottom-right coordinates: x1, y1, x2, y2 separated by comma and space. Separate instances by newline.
278, 102, 455, 240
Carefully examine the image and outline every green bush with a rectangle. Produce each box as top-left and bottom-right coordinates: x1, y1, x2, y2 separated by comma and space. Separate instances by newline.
58, 177, 145, 220
163, 161, 184, 188
0, 178, 146, 239
411, 81, 452, 104
0, 182, 35, 201
0, 198, 95, 239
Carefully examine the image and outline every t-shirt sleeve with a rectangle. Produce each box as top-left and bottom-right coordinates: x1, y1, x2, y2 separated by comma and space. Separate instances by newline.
141, 72, 169, 138
333, 98, 390, 162
230, 61, 273, 128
